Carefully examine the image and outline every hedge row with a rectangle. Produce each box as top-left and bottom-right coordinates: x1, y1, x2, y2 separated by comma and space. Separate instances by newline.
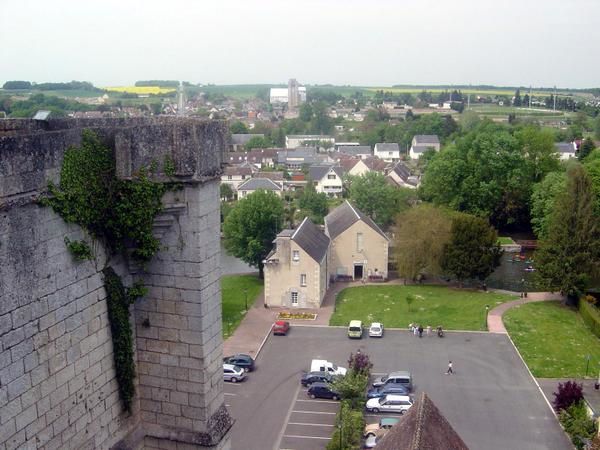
579, 299, 600, 339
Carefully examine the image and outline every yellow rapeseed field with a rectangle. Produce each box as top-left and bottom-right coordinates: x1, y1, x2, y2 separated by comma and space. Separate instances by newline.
103, 86, 176, 95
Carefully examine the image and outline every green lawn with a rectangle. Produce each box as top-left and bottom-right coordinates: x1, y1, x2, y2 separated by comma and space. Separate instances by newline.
504, 301, 600, 378
221, 274, 263, 339
330, 285, 516, 331
497, 236, 515, 245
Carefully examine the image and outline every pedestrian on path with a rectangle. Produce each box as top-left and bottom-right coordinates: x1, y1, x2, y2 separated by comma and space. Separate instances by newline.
426, 325, 431, 337
418, 325, 423, 338
446, 360, 454, 375
413, 325, 418, 337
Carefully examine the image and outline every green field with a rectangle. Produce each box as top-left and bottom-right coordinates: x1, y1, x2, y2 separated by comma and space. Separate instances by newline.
221, 274, 263, 339
330, 285, 516, 331
504, 301, 600, 378
497, 237, 516, 245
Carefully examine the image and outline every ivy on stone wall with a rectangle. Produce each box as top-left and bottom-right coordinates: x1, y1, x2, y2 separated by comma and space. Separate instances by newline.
41, 129, 166, 262
40, 129, 171, 412
102, 266, 147, 412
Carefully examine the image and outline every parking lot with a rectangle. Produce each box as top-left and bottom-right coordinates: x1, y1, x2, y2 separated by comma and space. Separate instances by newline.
226, 326, 572, 450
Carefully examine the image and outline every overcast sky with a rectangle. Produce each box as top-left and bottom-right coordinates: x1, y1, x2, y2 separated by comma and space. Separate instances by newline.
1, 0, 599, 89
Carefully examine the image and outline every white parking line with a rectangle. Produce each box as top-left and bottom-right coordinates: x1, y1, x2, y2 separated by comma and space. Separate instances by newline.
283, 435, 331, 440
292, 410, 336, 415
224, 393, 236, 396
273, 383, 302, 450
287, 422, 334, 427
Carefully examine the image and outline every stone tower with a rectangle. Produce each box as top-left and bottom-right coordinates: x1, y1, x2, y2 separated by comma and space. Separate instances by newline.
287, 78, 299, 110
0, 118, 232, 449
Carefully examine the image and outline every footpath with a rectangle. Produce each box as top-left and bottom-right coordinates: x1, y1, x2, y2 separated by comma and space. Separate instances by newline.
486, 291, 564, 333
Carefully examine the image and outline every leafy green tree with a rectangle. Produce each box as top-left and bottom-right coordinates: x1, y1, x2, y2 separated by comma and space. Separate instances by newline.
220, 183, 234, 201
535, 164, 600, 299
3, 80, 31, 89
559, 402, 597, 450
441, 214, 502, 284
578, 138, 595, 161
298, 182, 329, 224
583, 149, 600, 214
530, 172, 566, 238
419, 122, 532, 228
299, 103, 313, 122
223, 190, 284, 278
594, 115, 600, 140
405, 294, 415, 312
394, 204, 453, 282
515, 125, 560, 182
230, 121, 249, 134
244, 136, 271, 150
347, 172, 415, 228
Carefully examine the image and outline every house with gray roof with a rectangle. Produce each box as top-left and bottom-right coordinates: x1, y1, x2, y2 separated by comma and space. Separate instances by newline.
336, 145, 373, 160
277, 147, 321, 169
387, 161, 418, 189
236, 177, 283, 199
374, 143, 401, 162
325, 201, 389, 281
555, 142, 576, 160
220, 164, 255, 190
409, 134, 441, 160
263, 217, 330, 308
308, 165, 345, 197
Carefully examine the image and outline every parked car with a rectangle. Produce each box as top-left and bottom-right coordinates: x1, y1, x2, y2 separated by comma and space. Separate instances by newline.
366, 385, 410, 399
310, 359, 347, 376
365, 394, 413, 414
364, 417, 399, 437
372, 371, 412, 391
348, 320, 363, 339
307, 382, 340, 400
223, 363, 246, 383
273, 320, 290, 336
368, 322, 384, 337
223, 354, 255, 372
301, 371, 333, 387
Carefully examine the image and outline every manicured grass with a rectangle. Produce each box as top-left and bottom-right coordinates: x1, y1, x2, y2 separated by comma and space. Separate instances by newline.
504, 301, 600, 378
221, 274, 263, 339
330, 285, 515, 331
497, 236, 515, 245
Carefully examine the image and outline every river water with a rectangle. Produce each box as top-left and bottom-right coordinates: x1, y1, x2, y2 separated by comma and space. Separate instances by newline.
485, 249, 539, 292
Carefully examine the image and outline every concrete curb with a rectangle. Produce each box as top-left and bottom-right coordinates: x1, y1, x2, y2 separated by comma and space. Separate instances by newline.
291, 324, 491, 334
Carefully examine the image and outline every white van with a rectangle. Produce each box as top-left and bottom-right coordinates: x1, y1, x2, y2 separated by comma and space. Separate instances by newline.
310, 359, 347, 376
347, 320, 363, 339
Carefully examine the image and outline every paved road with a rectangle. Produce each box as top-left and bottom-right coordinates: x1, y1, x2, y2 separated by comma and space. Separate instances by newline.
225, 326, 572, 450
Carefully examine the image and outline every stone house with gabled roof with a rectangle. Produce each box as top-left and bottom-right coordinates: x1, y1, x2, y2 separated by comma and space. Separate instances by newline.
374, 143, 401, 162
263, 218, 330, 308
387, 161, 418, 189
325, 201, 389, 281
236, 177, 283, 199
308, 165, 344, 197
409, 134, 441, 160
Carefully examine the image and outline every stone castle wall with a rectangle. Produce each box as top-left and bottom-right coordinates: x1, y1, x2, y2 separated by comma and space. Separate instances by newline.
0, 118, 231, 449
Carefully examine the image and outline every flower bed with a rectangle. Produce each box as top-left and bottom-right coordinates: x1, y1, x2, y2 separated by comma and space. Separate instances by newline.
277, 311, 317, 320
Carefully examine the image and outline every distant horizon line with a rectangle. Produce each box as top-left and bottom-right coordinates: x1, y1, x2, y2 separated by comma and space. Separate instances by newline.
2, 80, 599, 92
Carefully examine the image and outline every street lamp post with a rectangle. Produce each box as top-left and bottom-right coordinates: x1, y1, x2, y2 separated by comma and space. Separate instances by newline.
596, 363, 600, 390
244, 288, 248, 312
339, 404, 343, 450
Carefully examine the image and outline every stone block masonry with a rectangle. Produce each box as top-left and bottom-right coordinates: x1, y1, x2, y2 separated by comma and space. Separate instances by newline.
0, 118, 231, 449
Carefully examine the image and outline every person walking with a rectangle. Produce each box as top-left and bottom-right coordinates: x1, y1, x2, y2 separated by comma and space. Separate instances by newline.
418, 325, 423, 338
426, 325, 431, 337
446, 360, 454, 375
413, 325, 418, 337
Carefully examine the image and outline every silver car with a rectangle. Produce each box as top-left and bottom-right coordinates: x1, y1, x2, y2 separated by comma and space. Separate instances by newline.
223, 363, 246, 383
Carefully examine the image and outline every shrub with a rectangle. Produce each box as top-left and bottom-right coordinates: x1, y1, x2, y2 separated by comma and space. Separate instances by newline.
553, 380, 584, 412
579, 299, 600, 339
558, 401, 597, 450
348, 351, 373, 377
326, 400, 364, 450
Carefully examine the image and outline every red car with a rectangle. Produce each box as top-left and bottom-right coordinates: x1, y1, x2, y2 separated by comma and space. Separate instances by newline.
273, 320, 290, 336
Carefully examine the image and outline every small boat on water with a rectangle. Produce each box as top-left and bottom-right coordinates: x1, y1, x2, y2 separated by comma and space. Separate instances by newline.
524, 265, 535, 272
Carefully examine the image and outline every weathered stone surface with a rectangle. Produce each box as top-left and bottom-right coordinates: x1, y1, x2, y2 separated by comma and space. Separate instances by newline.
1, 118, 230, 449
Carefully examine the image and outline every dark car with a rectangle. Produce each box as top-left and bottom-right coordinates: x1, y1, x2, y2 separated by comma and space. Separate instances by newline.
301, 371, 333, 387
366, 385, 410, 399
273, 320, 290, 336
307, 382, 340, 400
223, 354, 255, 372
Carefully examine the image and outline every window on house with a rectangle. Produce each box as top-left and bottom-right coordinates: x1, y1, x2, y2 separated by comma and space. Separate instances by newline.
357, 232, 364, 252
242, 191, 247, 196
388, 151, 393, 156
292, 250, 299, 261
291, 291, 298, 305
327, 174, 336, 179
242, 175, 246, 179
300, 274, 307, 286
228, 175, 232, 180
